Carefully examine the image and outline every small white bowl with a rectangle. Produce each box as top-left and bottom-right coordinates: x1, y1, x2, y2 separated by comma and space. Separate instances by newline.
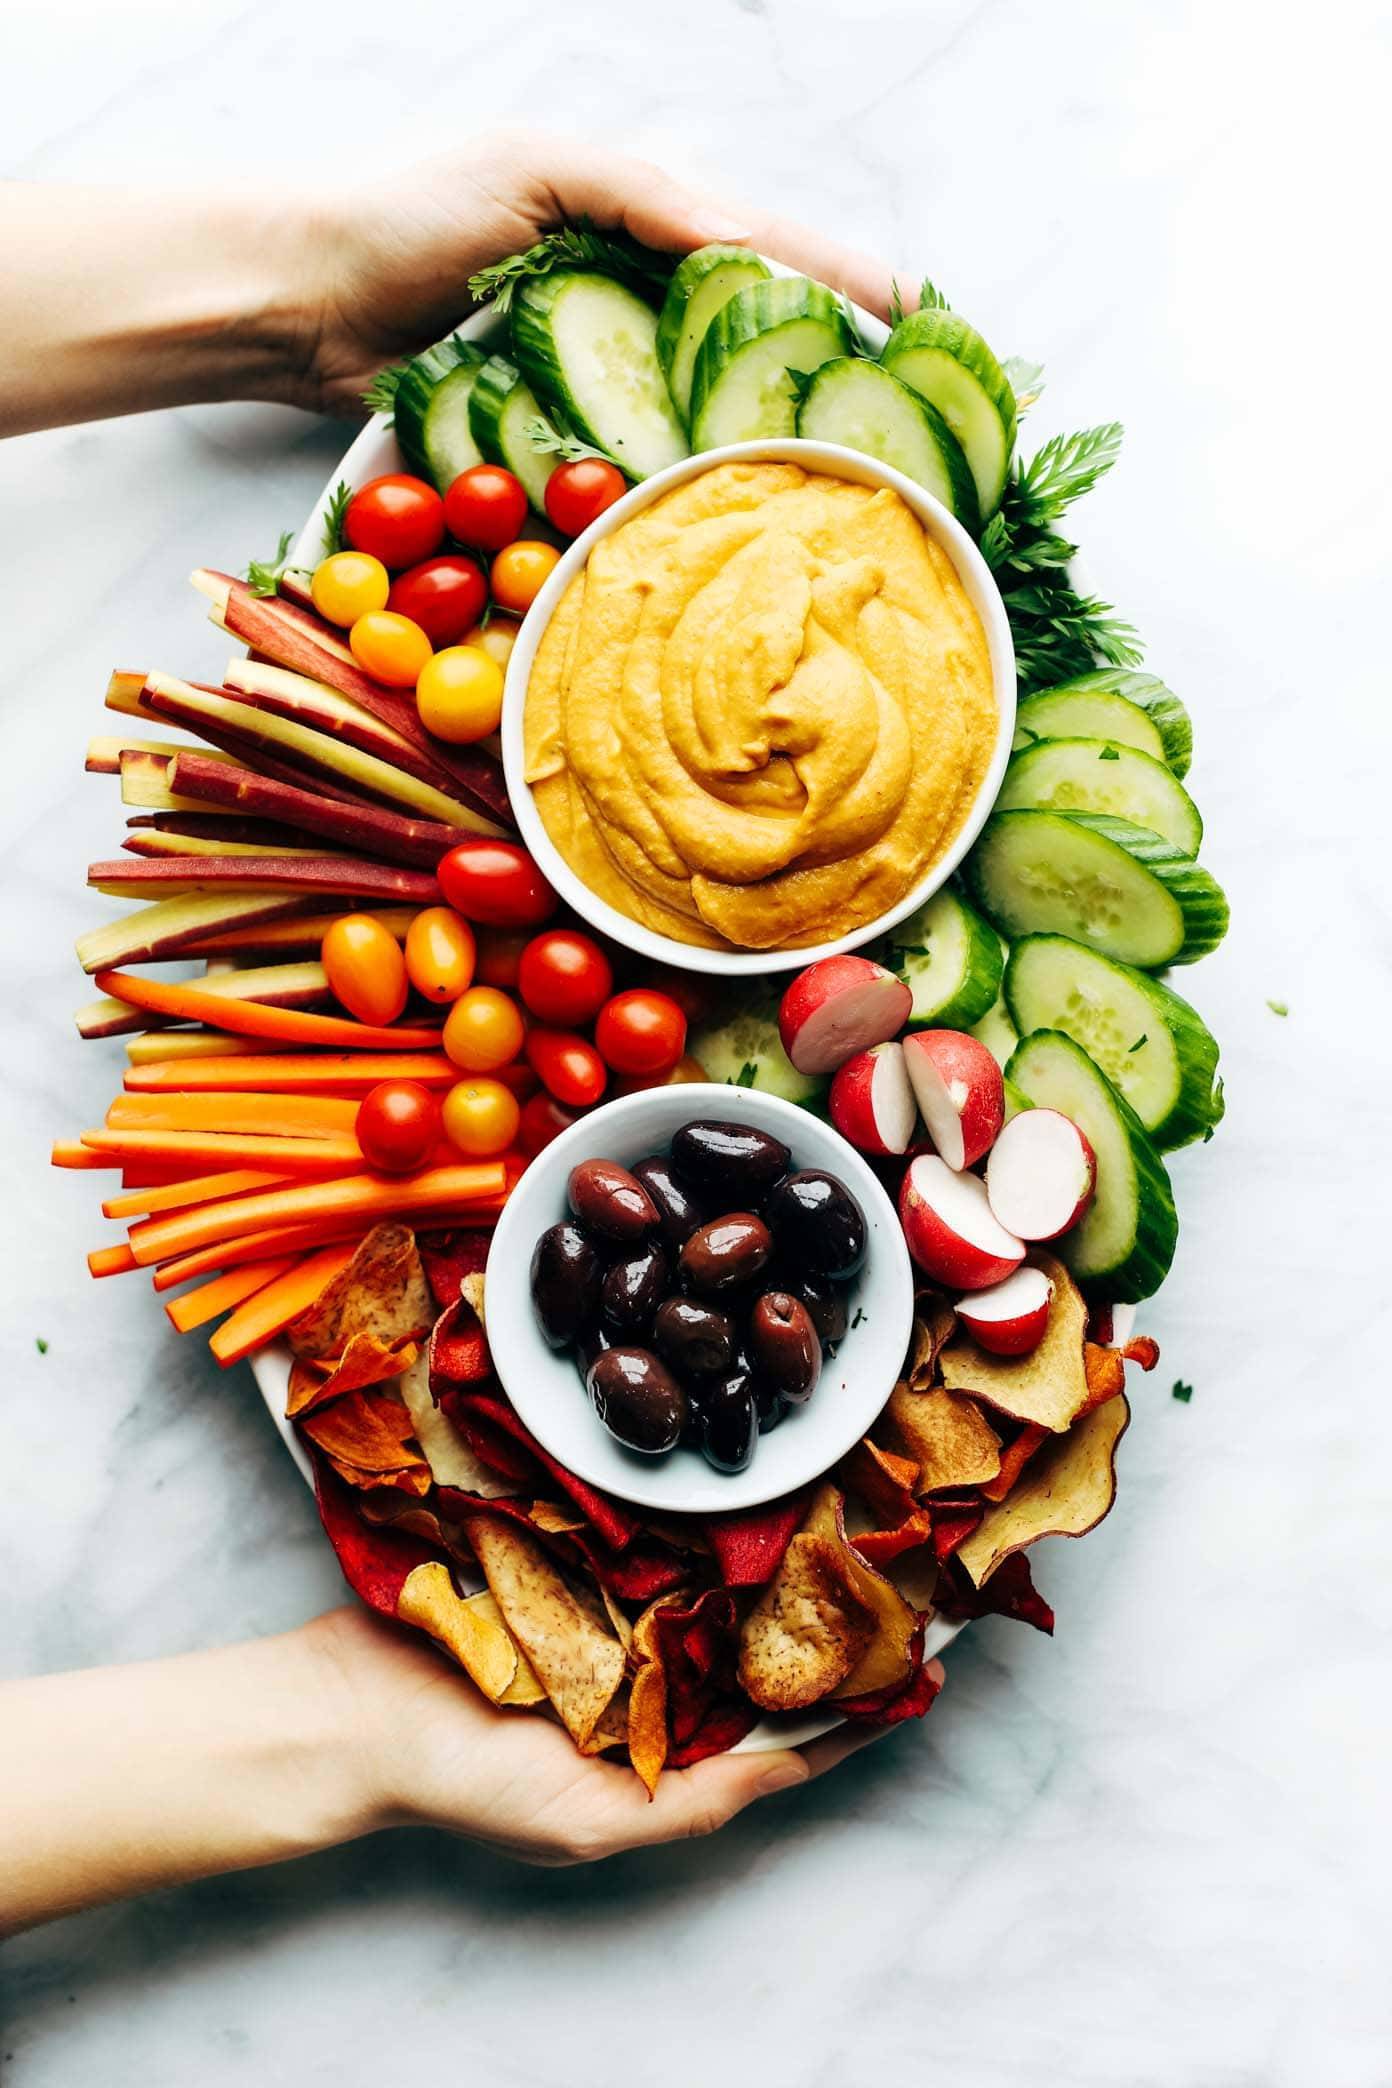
483, 1082, 913, 1514
500, 436, 1016, 977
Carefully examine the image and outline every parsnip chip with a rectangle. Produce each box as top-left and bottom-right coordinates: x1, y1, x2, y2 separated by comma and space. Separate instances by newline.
462, 1514, 625, 1748
880, 1381, 1002, 1491
739, 1531, 875, 1711
801, 1485, 921, 1699
956, 1393, 1130, 1587
462, 1271, 486, 1323
940, 1252, 1088, 1433
906, 1289, 957, 1389
395, 1350, 513, 1496
289, 1222, 432, 1360
396, 1561, 545, 1705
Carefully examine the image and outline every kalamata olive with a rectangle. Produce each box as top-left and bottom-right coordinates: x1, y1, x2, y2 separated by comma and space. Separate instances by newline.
530, 1221, 602, 1347
653, 1295, 735, 1382
577, 1322, 613, 1374
587, 1346, 686, 1455
750, 1291, 822, 1404
753, 1374, 786, 1434
600, 1242, 670, 1338
567, 1158, 658, 1244
700, 1369, 759, 1473
782, 1268, 848, 1345
631, 1155, 706, 1246
679, 1211, 772, 1295
670, 1119, 791, 1198
764, 1170, 867, 1278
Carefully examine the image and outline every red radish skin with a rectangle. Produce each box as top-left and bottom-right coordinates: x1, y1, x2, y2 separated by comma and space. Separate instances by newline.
898, 1154, 1024, 1290
778, 957, 912, 1075
901, 1029, 1004, 1172
955, 1265, 1054, 1355
829, 1042, 917, 1156
986, 1109, 1097, 1241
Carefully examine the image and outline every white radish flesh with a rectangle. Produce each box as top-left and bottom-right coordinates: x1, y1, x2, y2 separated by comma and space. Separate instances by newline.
986, 1108, 1097, 1241
898, 1153, 1024, 1289
901, 1028, 1003, 1171
779, 956, 912, 1075
829, 1042, 917, 1156
955, 1264, 1054, 1355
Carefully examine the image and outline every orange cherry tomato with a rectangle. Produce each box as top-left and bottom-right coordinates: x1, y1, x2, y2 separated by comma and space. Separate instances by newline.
438, 840, 558, 928
463, 619, 517, 671
475, 927, 530, 990
524, 1028, 607, 1108
344, 474, 446, 569
441, 1077, 521, 1158
490, 539, 562, 615
355, 1080, 439, 1173
415, 645, 505, 744
311, 551, 390, 626
443, 465, 528, 553
321, 914, 408, 1026
404, 906, 476, 1004
442, 984, 525, 1073
517, 1091, 580, 1157
348, 609, 433, 689
517, 927, 613, 1027
594, 989, 687, 1078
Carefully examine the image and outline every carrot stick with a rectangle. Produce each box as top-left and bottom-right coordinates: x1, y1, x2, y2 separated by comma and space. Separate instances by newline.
106, 1091, 362, 1138
88, 1243, 139, 1278
82, 1127, 363, 1174
125, 1051, 458, 1096
165, 1258, 297, 1334
128, 1162, 507, 1266
93, 968, 444, 1050
150, 1223, 370, 1290
125, 1030, 312, 1065
52, 1140, 115, 1170
208, 1244, 364, 1366
102, 1167, 288, 1221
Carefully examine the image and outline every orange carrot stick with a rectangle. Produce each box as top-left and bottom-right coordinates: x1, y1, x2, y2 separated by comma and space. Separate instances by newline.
52, 1140, 116, 1170
106, 1091, 362, 1138
88, 1243, 139, 1277
128, 1162, 506, 1266
164, 1258, 297, 1334
102, 1167, 287, 1221
125, 1051, 458, 1096
93, 968, 443, 1050
82, 1128, 363, 1174
208, 1244, 363, 1366
150, 1223, 371, 1290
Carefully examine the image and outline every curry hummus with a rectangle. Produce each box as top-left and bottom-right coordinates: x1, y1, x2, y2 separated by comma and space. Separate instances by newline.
522, 460, 997, 951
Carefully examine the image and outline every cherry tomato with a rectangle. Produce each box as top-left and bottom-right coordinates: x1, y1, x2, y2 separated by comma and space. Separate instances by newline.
349, 609, 433, 689
441, 1077, 521, 1158
404, 906, 475, 1004
344, 474, 446, 569
311, 550, 390, 627
463, 619, 517, 671
490, 539, 562, 615
475, 927, 530, 990
442, 985, 525, 1073
438, 840, 558, 928
524, 1028, 607, 1108
387, 555, 487, 646
415, 645, 505, 744
544, 458, 628, 537
595, 989, 687, 1078
443, 465, 528, 553
613, 1051, 710, 1096
321, 914, 408, 1027
517, 927, 613, 1026
643, 964, 726, 1031
517, 1091, 580, 1158
355, 1079, 439, 1173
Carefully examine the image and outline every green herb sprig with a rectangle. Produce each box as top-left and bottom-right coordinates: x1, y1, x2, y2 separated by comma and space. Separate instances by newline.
245, 529, 294, 599
521, 416, 609, 466
467, 219, 672, 316
321, 481, 353, 558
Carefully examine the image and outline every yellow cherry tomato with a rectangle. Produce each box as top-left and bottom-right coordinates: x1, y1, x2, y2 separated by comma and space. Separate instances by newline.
441, 1077, 521, 1158
442, 984, 525, 1072
404, 906, 476, 1004
310, 550, 390, 627
490, 540, 562, 616
321, 913, 408, 1027
463, 619, 518, 671
348, 609, 433, 688
415, 645, 505, 745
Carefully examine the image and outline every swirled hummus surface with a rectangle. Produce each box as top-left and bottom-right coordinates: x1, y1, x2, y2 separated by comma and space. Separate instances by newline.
523, 461, 997, 951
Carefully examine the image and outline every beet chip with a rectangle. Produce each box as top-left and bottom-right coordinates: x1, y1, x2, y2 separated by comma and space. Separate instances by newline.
628, 1589, 748, 1793
836, 1617, 943, 1726
417, 1226, 491, 1310
936, 1552, 1055, 1636
428, 1294, 492, 1396
667, 1701, 757, 1769
702, 1492, 808, 1586
312, 1456, 442, 1613
444, 1389, 641, 1552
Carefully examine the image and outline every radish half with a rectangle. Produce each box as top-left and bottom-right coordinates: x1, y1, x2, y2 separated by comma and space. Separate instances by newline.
898, 1153, 1024, 1289
986, 1108, 1097, 1240
829, 1042, 916, 1156
901, 1028, 1004, 1171
955, 1265, 1054, 1355
778, 956, 912, 1075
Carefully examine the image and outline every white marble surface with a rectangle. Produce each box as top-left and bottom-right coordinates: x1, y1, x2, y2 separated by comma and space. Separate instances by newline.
4, 0, 1391, 2078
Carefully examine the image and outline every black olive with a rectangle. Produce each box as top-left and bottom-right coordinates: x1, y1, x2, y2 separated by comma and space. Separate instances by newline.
764, 1170, 867, 1279
700, 1369, 759, 1473
530, 1222, 602, 1348
670, 1119, 791, 1199
631, 1155, 707, 1247
567, 1159, 658, 1244
576, 1322, 613, 1374
679, 1211, 772, 1294
652, 1295, 735, 1382
587, 1347, 686, 1456
753, 1374, 787, 1434
599, 1242, 669, 1338
749, 1291, 822, 1404
781, 1267, 849, 1345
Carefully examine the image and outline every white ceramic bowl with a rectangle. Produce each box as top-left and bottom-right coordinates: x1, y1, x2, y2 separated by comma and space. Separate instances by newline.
499, 436, 1016, 977
482, 1081, 914, 1514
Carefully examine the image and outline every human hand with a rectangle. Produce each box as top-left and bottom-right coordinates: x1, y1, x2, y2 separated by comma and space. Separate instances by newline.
307, 1604, 941, 1866
288, 128, 897, 416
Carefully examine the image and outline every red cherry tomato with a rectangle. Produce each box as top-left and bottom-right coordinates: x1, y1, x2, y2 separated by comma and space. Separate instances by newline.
343, 475, 445, 569
437, 840, 558, 928
595, 989, 687, 1078
544, 458, 628, 537
517, 927, 613, 1027
355, 1080, 439, 1174
474, 928, 530, 990
386, 556, 487, 646
517, 1091, 580, 1158
524, 1028, 608, 1109
443, 465, 528, 553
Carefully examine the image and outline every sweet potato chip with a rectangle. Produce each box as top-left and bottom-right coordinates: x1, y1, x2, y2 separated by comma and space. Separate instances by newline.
905, 1288, 957, 1389
930, 1499, 984, 1563
879, 1381, 1002, 1492
285, 1332, 418, 1418
979, 1421, 1048, 1503
396, 1561, 545, 1705
462, 1512, 626, 1749
839, 1439, 935, 1569
417, 1226, 491, 1310
289, 1222, 433, 1360
739, 1525, 877, 1711
956, 1393, 1130, 1588
299, 1385, 431, 1494
940, 1252, 1088, 1433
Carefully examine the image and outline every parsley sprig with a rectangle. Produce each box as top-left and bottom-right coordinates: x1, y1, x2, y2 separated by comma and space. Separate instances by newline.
522, 416, 609, 465
244, 529, 294, 599
467, 220, 672, 316
321, 481, 353, 558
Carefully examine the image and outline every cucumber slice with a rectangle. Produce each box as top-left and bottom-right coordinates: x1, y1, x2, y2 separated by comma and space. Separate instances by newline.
964, 810, 1229, 968
656, 247, 771, 425
794, 359, 979, 530
1007, 1029, 1178, 1301
690, 986, 828, 1109
390, 336, 484, 486
512, 272, 688, 481
880, 307, 1017, 517
689, 277, 854, 449
1005, 934, 1223, 1149
971, 988, 1019, 1071
467, 355, 562, 512
996, 737, 1203, 855
881, 888, 1003, 1029
1023, 671, 1193, 779
1015, 687, 1165, 768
